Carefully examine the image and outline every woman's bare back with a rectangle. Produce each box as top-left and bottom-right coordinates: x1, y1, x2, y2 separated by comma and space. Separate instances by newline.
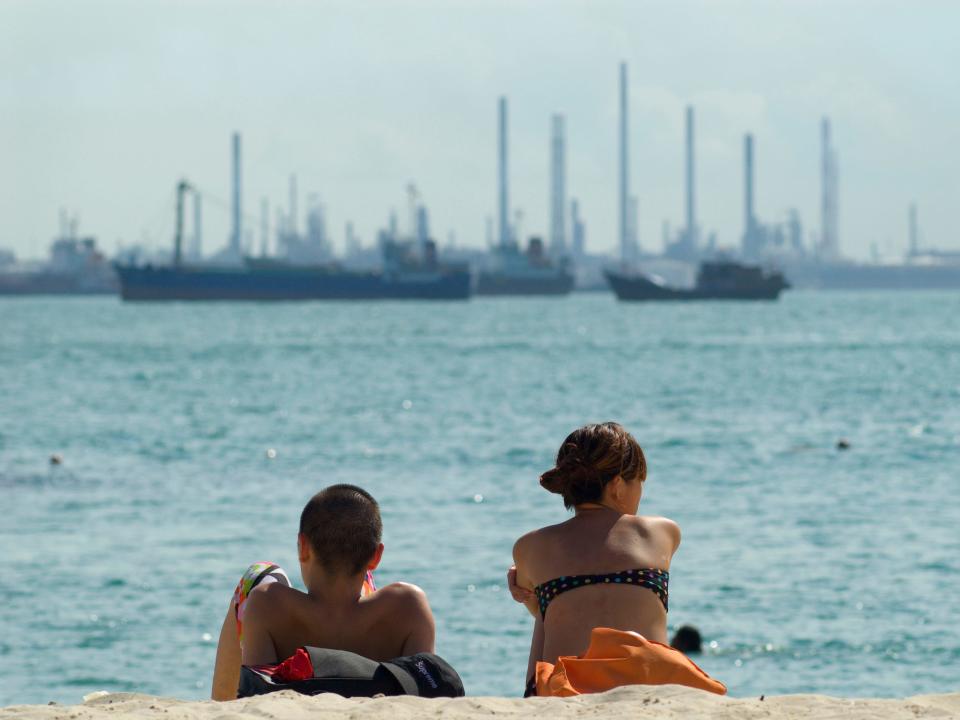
514, 507, 680, 664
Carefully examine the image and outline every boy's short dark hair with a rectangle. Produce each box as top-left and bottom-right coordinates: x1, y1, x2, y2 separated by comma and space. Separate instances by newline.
299, 484, 383, 576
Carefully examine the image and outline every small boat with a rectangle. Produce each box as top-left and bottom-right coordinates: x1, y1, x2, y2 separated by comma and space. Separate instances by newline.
605, 260, 789, 301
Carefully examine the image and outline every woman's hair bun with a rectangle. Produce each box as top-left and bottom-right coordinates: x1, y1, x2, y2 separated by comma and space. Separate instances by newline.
539, 446, 591, 495
539, 424, 646, 509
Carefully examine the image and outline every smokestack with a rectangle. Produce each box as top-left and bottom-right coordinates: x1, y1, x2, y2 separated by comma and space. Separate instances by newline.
345, 221, 357, 253
407, 183, 419, 242
260, 197, 268, 257
820, 117, 839, 258
685, 106, 695, 249
289, 174, 298, 237
744, 133, 754, 236
174, 179, 189, 267
192, 193, 202, 259
549, 114, 566, 257
619, 62, 629, 264
629, 194, 639, 251
513, 208, 523, 247
831, 148, 839, 257
821, 117, 830, 256
498, 97, 509, 247
570, 198, 583, 258
820, 116, 833, 256
909, 203, 918, 256
231, 132, 241, 254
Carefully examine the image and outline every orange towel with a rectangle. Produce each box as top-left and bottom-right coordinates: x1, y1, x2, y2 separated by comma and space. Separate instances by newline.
535, 627, 727, 697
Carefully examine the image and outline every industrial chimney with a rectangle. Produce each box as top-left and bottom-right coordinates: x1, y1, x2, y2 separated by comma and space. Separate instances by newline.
742, 133, 755, 257
549, 114, 566, 257
191, 193, 202, 260
260, 197, 269, 257
231, 132, 242, 255
909, 203, 918, 257
619, 62, 630, 264
498, 97, 510, 248
684, 105, 695, 254
821, 118, 831, 257
289, 174, 298, 237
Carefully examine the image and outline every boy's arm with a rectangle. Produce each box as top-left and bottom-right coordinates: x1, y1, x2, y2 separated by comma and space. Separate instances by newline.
238, 585, 280, 666
396, 583, 436, 655
211, 600, 241, 700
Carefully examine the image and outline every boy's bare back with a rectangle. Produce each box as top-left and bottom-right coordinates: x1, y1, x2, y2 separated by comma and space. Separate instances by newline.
211, 485, 437, 700
241, 580, 435, 665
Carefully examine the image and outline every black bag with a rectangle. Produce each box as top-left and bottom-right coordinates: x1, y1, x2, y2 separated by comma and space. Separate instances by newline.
238, 647, 465, 699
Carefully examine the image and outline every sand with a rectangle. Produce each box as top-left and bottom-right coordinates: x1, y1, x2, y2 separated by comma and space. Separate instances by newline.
3, 686, 960, 720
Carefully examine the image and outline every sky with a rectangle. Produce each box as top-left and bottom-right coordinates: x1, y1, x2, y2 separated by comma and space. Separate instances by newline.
1, 0, 958, 261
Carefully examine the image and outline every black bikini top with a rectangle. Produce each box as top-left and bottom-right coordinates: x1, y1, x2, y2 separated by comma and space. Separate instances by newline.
532, 568, 669, 620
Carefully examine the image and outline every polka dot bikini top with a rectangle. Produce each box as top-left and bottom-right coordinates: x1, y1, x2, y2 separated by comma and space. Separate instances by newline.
533, 568, 669, 620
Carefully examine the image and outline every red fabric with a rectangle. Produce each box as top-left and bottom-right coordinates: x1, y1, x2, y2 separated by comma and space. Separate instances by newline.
268, 648, 315, 682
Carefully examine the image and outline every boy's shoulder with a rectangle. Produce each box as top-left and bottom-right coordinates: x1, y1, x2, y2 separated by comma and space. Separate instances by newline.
244, 577, 303, 614
245, 579, 431, 625
368, 581, 430, 609
361, 582, 434, 634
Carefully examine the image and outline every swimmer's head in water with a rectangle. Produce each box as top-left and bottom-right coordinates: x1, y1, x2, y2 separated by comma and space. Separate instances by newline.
540, 422, 647, 509
299, 484, 383, 576
671, 625, 703, 654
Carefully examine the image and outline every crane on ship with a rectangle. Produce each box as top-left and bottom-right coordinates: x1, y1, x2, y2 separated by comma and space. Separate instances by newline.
172, 178, 197, 267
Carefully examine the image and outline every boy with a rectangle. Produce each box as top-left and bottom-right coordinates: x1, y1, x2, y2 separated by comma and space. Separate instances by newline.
211, 484, 435, 700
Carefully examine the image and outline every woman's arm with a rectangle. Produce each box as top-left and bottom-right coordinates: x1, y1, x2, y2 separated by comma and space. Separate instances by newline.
524, 614, 545, 689
511, 537, 540, 618
507, 565, 539, 617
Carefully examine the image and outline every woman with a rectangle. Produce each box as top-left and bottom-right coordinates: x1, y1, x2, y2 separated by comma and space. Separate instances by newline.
510, 422, 681, 696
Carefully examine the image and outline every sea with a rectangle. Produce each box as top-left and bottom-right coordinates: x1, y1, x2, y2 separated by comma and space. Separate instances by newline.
1, 292, 958, 706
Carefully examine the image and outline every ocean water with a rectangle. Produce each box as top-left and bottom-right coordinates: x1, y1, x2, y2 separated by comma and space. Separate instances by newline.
1, 292, 959, 705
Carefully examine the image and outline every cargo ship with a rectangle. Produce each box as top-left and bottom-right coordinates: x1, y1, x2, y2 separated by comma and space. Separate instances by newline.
0, 221, 116, 296
116, 252, 470, 301
605, 260, 788, 301
115, 181, 471, 301
476, 237, 574, 296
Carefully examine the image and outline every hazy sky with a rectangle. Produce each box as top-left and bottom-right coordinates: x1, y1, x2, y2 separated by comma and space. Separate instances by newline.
2, 0, 958, 260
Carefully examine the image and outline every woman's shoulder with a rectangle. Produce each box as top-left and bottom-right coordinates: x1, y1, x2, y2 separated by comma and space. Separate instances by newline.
512, 520, 569, 559
631, 514, 682, 550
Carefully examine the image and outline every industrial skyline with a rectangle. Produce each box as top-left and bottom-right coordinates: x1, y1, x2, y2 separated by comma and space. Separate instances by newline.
1, 1, 957, 261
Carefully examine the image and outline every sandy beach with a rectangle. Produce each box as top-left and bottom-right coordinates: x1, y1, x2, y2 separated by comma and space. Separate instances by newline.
4, 686, 960, 720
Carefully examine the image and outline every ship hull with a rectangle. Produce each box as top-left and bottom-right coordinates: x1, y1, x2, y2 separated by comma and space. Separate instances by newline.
605, 270, 785, 301
115, 265, 471, 301
0, 272, 116, 296
475, 271, 574, 296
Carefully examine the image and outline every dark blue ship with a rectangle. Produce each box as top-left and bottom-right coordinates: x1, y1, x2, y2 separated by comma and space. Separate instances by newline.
115, 181, 471, 302
606, 260, 788, 301
116, 259, 470, 301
